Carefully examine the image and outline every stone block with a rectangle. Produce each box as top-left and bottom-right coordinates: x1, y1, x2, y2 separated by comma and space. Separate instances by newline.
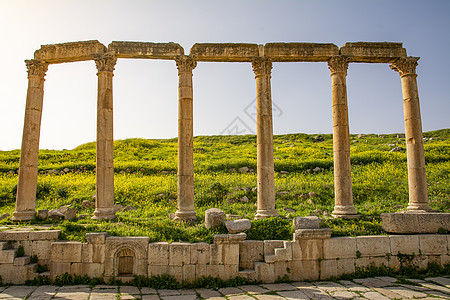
320, 259, 337, 279
298, 239, 323, 260
51, 241, 82, 263
50, 262, 71, 278
274, 261, 290, 280
70, 262, 103, 277
209, 244, 222, 265
336, 258, 355, 276
148, 265, 169, 276
356, 236, 390, 257
190, 43, 259, 62
148, 242, 169, 265
293, 216, 320, 230
225, 219, 251, 233
255, 262, 275, 283
205, 208, 225, 229
222, 244, 239, 265
190, 243, 210, 265
224, 264, 238, 279
16, 240, 33, 256
34, 40, 107, 63
264, 240, 284, 256
291, 240, 302, 261
441, 254, 450, 265
169, 265, 183, 282
206, 264, 225, 279
31, 240, 52, 261
29, 230, 61, 241
183, 264, 196, 283
195, 264, 207, 279
340, 42, 406, 63
289, 260, 319, 281
0, 241, 9, 250
81, 243, 104, 263
294, 228, 332, 240
86, 232, 108, 244
389, 235, 420, 255
239, 240, 264, 269
213, 233, 246, 244
0, 249, 16, 263
265, 43, 339, 62
169, 242, 191, 266
13, 255, 30, 266
108, 41, 184, 59
0, 229, 31, 241
0, 263, 37, 284
381, 212, 450, 234
369, 256, 390, 268
419, 235, 448, 255
323, 237, 357, 259
355, 257, 370, 269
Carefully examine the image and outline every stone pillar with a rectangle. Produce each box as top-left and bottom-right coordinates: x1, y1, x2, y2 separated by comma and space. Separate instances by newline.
328, 56, 359, 218
91, 53, 117, 220
174, 56, 197, 221
390, 57, 430, 211
252, 57, 279, 219
12, 60, 48, 221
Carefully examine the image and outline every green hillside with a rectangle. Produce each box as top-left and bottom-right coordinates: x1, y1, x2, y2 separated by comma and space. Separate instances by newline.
0, 129, 449, 242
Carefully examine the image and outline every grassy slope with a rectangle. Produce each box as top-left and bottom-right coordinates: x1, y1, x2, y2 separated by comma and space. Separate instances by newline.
0, 129, 449, 242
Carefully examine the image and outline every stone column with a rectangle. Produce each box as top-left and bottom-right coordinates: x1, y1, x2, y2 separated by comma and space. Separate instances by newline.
12, 60, 48, 221
252, 57, 279, 219
174, 56, 197, 221
91, 53, 117, 220
328, 56, 359, 218
390, 57, 430, 211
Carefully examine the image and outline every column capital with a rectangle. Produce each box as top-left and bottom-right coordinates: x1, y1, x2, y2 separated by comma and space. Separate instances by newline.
175, 55, 197, 75
91, 53, 117, 73
252, 57, 272, 77
25, 60, 48, 78
328, 56, 350, 75
390, 57, 420, 77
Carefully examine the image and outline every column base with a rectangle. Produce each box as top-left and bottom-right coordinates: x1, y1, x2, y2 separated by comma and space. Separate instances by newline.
92, 208, 116, 220
255, 209, 280, 219
173, 210, 197, 222
11, 210, 36, 221
407, 202, 432, 211
332, 205, 360, 219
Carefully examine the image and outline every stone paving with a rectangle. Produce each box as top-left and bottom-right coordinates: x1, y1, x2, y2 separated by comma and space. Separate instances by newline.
0, 276, 449, 299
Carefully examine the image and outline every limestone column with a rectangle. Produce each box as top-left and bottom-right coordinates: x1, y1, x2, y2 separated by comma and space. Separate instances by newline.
328, 56, 359, 218
91, 53, 117, 220
390, 57, 430, 211
174, 55, 197, 221
12, 60, 48, 221
252, 57, 279, 219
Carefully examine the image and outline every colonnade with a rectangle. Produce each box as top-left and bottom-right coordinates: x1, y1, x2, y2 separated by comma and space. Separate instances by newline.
11, 41, 430, 222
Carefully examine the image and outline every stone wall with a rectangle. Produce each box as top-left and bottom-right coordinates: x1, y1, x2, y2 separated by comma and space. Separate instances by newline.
0, 229, 448, 284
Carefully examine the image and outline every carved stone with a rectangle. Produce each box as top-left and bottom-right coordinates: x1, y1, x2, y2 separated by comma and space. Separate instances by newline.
34, 40, 106, 63
264, 43, 339, 62
340, 42, 407, 63
190, 43, 259, 62
108, 41, 184, 59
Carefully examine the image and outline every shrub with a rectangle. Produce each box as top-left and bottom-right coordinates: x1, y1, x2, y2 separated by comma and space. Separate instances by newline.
246, 217, 293, 240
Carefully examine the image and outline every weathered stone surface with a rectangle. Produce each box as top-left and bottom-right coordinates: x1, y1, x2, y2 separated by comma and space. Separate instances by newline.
0, 249, 16, 263
81, 200, 95, 209
37, 209, 48, 219
148, 242, 169, 265
381, 212, 450, 233
419, 234, 448, 255
51, 241, 82, 262
293, 216, 320, 230
214, 233, 247, 244
225, 219, 251, 233
323, 237, 357, 259
108, 41, 184, 59
34, 40, 106, 63
0, 229, 31, 241
205, 208, 225, 229
356, 236, 390, 257
389, 235, 420, 255
340, 42, 407, 63
169, 242, 191, 266
64, 207, 77, 220
13, 255, 31, 266
48, 209, 64, 220
190, 43, 259, 62
86, 232, 108, 244
240, 240, 264, 269
294, 228, 332, 240
265, 43, 339, 61
190, 242, 210, 265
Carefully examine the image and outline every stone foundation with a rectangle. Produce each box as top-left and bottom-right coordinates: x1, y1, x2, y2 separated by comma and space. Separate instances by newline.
0, 229, 448, 285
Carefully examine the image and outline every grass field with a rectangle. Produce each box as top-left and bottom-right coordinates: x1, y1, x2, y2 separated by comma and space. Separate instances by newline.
0, 129, 449, 242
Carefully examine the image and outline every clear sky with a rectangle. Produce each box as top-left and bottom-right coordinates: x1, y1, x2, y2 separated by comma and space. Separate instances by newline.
0, 0, 449, 150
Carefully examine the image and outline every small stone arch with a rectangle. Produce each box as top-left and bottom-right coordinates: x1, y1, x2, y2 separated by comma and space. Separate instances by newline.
104, 236, 149, 280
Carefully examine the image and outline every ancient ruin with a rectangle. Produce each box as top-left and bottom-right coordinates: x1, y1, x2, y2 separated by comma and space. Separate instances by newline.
1, 40, 448, 285
12, 40, 430, 221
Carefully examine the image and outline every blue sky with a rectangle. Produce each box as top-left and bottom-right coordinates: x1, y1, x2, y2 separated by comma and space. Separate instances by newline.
0, 0, 449, 150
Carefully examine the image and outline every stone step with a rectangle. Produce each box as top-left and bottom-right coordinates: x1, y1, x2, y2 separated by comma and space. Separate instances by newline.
264, 241, 293, 263
13, 255, 31, 266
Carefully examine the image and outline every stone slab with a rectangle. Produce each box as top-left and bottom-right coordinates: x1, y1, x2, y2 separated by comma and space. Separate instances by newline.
294, 228, 332, 240
29, 230, 61, 241
0, 229, 31, 241
190, 43, 259, 62
265, 43, 339, 62
381, 212, 450, 233
108, 41, 184, 59
34, 40, 106, 63
340, 42, 407, 63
